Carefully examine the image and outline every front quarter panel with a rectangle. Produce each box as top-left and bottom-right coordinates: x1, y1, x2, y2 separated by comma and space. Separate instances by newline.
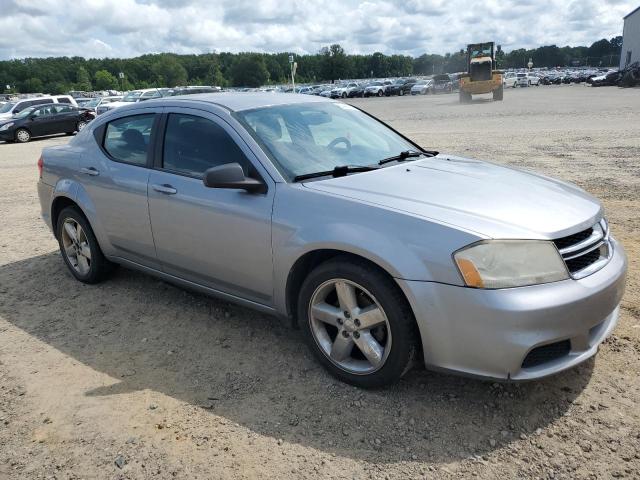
272, 183, 481, 315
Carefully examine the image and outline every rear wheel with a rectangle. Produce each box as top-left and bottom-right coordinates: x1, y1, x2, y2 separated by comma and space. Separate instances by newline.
298, 258, 418, 388
56, 206, 114, 284
493, 85, 504, 101
399, 89, 404, 96
15, 128, 30, 143
459, 90, 472, 103
377, 89, 383, 97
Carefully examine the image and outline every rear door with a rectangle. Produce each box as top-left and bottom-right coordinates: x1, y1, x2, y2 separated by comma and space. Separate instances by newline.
147, 108, 275, 305
53, 105, 80, 132
78, 107, 161, 268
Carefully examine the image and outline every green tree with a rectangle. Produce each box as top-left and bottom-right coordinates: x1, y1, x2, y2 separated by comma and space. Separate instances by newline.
151, 55, 188, 87
21, 77, 44, 93
75, 66, 92, 91
94, 69, 119, 90
230, 55, 269, 87
320, 44, 350, 81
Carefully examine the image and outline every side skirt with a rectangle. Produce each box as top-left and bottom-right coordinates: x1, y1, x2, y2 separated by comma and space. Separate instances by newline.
107, 256, 280, 317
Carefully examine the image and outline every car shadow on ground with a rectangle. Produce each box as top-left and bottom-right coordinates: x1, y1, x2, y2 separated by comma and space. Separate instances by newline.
0, 252, 594, 463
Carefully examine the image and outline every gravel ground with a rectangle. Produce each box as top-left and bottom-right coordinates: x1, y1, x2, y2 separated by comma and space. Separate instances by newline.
0, 85, 639, 480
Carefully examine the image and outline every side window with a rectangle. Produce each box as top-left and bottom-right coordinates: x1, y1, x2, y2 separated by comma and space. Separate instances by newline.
53, 105, 73, 114
56, 97, 71, 104
103, 114, 155, 166
162, 113, 250, 178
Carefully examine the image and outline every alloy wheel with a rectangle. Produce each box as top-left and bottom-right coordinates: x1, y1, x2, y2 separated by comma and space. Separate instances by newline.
77, 121, 87, 131
61, 218, 92, 275
308, 278, 392, 374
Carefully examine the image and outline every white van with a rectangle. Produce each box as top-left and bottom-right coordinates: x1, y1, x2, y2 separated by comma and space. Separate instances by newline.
0, 95, 77, 121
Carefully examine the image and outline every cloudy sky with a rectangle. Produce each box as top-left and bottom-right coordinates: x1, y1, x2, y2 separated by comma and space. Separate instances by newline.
0, 0, 635, 60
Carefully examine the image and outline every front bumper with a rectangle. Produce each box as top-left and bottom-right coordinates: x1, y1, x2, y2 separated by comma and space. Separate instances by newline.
0, 129, 15, 141
397, 237, 627, 380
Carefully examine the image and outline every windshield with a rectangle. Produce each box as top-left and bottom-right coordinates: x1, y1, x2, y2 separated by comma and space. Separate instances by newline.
236, 102, 417, 180
85, 98, 101, 107
0, 102, 16, 113
122, 92, 142, 102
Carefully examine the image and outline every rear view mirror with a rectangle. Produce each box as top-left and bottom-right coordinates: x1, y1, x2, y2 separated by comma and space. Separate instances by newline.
203, 162, 266, 193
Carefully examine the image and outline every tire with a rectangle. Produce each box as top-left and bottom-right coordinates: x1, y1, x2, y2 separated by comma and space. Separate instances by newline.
459, 90, 472, 103
56, 206, 114, 284
298, 257, 418, 388
377, 89, 383, 97
493, 85, 504, 101
15, 128, 30, 143
77, 120, 88, 132
399, 89, 404, 96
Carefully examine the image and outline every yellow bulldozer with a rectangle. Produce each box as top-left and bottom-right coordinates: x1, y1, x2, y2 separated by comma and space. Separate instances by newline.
459, 42, 503, 103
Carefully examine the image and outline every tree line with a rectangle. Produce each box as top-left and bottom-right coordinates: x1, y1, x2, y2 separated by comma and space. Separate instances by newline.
0, 37, 622, 94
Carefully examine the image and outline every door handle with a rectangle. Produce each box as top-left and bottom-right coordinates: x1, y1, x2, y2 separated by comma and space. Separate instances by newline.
80, 167, 100, 176
152, 184, 177, 195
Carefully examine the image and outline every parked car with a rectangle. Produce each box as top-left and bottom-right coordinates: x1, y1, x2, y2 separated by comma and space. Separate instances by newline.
0, 95, 77, 121
95, 88, 167, 115
347, 84, 366, 98
410, 79, 433, 95
330, 82, 359, 99
527, 73, 541, 86
169, 86, 220, 96
589, 70, 621, 87
503, 72, 518, 88
0, 103, 94, 143
387, 78, 418, 96
516, 73, 530, 87
37, 92, 626, 388
75, 98, 94, 107
363, 80, 391, 97
431, 74, 453, 93
83, 96, 123, 114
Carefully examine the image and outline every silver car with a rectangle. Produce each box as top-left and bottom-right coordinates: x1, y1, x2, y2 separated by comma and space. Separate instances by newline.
37, 93, 627, 388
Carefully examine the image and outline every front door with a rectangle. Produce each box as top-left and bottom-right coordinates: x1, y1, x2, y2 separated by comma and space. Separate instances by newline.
147, 109, 274, 305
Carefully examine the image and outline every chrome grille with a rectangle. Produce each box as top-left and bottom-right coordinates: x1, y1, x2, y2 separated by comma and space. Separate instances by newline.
553, 219, 611, 279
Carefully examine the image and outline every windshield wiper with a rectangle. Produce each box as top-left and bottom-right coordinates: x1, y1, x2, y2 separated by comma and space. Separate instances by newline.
293, 165, 379, 182
378, 150, 426, 165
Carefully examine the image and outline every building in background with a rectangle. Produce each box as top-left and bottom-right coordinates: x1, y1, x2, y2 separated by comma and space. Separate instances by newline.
620, 6, 640, 68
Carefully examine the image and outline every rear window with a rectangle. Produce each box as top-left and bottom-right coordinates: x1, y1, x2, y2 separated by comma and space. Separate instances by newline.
103, 114, 155, 166
56, 97, 72, 104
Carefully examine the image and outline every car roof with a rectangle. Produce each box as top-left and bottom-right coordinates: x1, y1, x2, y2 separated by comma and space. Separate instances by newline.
159, 92, 333, 112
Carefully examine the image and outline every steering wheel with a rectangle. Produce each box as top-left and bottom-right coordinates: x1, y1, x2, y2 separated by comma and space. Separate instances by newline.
327, 136, 352, 153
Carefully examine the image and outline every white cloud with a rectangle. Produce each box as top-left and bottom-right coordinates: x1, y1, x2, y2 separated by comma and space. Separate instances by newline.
1, 0, 634, 59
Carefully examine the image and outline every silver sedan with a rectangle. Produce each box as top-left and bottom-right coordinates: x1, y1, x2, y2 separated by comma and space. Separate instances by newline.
37, 93, 627, 388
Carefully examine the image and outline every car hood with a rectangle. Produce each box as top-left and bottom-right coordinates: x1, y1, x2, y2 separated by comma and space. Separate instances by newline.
303, 154, 602, 239
0, 112, 13, 121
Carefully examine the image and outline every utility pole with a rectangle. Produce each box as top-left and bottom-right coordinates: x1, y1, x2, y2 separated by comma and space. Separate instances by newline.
289, 55, 297, 93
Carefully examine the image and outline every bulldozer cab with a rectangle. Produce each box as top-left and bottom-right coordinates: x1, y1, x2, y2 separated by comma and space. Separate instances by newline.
467, 42, 495, 82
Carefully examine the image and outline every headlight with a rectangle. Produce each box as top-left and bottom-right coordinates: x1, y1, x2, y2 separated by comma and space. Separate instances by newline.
0, 122, 14, 131
454, 240, 569, 289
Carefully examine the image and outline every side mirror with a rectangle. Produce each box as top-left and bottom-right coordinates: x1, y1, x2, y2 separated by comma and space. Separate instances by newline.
203, 162, 266, 194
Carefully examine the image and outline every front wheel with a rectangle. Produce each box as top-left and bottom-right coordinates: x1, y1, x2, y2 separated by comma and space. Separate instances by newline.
493, 85, 504, 101
399, 89, 404, 96
77, 120, 88, 132
56, 206, 114, 284
298, 258, 418, 388
377, 90, 383, 97
15, 128, 31, 143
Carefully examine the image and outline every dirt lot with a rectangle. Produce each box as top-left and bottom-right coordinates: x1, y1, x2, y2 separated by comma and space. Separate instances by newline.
0, 85, 639, 480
